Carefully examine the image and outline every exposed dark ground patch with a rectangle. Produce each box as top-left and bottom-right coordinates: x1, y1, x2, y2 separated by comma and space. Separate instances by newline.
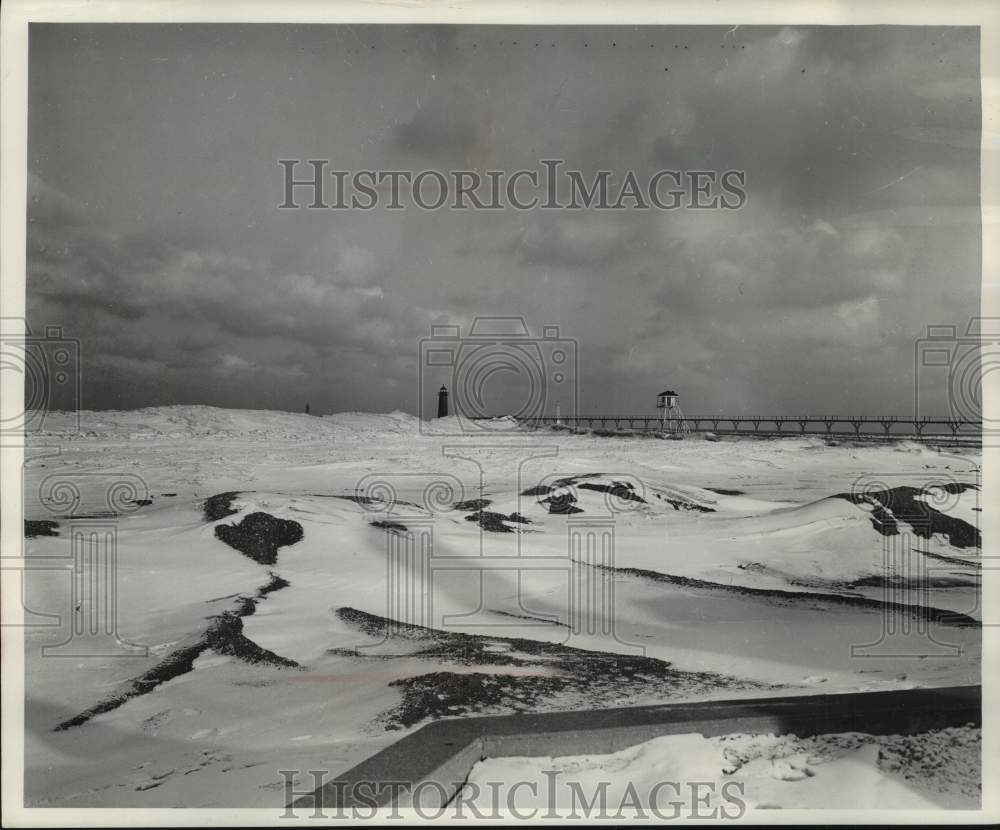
916, 548, 981, 569
491, 609, 569, 627
521, 484, 554, 497
540, 492, 584, 515
130, 499, 154, 507
332, 607, 768, 729
464, 511, 531, 532
56, 645, 209, 733
938, 482, 979, 495
579, 481, 647, 504
327, 493, 422, 509
528, 474, 664, 514
203, 491, 241, 522
591, 562, 979, 628
846, 573, 978, 590
25, 520, 59, 538
162, 493, 177, 497
454, 498, 492, 511
214, 512, 304, 565
257, 572, 290, 597
55, 575, 296, 731
652, 492, 716, 512
522, 474, 604, 498
205, 608, 298, 667
371, 520, 409, 533
706, 488, 746, 496
834, 486, 980, 549
465, 511, 512, 532
331, 493, 381, 506
866, 502, 899, 535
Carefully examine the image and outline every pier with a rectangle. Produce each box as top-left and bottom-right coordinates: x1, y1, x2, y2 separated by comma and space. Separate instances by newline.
520, 415, 983, 439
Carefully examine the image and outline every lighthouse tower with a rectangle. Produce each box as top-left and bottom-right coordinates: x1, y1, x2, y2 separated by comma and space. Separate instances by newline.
437, 385, 449, 418
656, 389, 689, 435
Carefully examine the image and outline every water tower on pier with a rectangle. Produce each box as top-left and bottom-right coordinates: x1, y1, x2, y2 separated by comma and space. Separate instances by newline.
656, 389, 689, 435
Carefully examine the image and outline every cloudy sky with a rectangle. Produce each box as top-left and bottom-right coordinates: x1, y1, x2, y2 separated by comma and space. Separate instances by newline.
27, 24, 980, 416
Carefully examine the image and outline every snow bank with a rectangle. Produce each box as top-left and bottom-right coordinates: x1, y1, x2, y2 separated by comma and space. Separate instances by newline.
30, 405, 425, 440
462, 727, 980, 812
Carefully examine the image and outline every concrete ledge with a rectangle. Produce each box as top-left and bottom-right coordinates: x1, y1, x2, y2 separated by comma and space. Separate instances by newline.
291, 685, 980, 811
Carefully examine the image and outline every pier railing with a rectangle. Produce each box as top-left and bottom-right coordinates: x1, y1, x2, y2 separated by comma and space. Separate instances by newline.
514, 415, 982, 438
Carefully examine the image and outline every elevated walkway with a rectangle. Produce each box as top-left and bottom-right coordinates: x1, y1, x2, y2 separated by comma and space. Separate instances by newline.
289, 684, 980, 811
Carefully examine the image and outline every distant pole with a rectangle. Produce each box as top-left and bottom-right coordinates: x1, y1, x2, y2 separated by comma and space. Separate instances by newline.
305, 402, 311, 415
437, 385, 449, 418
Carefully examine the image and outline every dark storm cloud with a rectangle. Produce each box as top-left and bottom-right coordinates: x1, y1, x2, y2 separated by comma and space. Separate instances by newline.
26, 23, 981, 415
643, 26, 981, 217
26, 172, 439, 410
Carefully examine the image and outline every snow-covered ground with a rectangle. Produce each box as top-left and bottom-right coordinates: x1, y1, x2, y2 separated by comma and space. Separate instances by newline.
462, 727, 981, 813
20, 407, 981, 807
